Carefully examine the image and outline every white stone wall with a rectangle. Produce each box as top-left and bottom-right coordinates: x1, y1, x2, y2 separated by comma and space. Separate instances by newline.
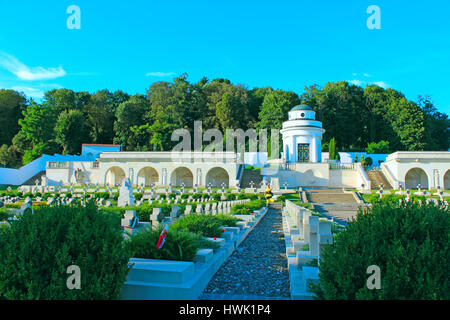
383, 152, 450, 190
47, 152, 239, 187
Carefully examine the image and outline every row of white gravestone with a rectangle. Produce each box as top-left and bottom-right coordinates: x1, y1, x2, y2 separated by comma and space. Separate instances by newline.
284, 200, 334, 265
120, 199, 251, 234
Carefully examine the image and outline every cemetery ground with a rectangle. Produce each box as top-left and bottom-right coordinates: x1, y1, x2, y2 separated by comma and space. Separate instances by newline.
0, 186, 449, 300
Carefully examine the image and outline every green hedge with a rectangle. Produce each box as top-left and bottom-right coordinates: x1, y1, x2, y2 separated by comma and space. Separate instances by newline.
126, 226, 218, 261
310, 203, 450, 299
173, 214, 224, 237
0, 208, 12, 221
0, 203, 130, 299
231, 199, 266, 215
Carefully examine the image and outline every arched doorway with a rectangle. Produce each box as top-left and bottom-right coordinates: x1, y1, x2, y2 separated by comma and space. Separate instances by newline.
405, 168, 429, 189
206, 167, 229, 188
137, 167, 159, 187
105, 166, 126, 187
444, 170, 450, 190
170, 167, 194, 187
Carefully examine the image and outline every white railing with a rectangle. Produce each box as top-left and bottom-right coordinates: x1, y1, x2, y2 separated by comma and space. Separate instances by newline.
329, 163, 355, 170
47, 161, 69, 169
355, 163, 371, 190
380, 162, 398, 189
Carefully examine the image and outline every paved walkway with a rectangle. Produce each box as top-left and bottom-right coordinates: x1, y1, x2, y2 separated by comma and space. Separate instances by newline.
200, 207, 290, 299
306, 189, 363, 226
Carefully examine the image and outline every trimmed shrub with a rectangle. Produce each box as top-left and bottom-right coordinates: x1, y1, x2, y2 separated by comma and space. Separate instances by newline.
126, 226, 218, 261
42, 192, 52, 200
212, 193, 221, 201
0, 203, 130, 299
192, 193, 202, 200
0, 208, 12, 221
226, 193, 236, 200
173, 214, 223, 237
5, 203, 20, 209
213, 214, 240, 227
99, 192, 110, 200
23, 192, 33, 198
134, 193, 144, 201
310, 203, 450, 299
231, 199, 266, 215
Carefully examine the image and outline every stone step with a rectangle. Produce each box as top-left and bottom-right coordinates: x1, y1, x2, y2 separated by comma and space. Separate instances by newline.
127, 258, 195, 284
366, 170, 392, 189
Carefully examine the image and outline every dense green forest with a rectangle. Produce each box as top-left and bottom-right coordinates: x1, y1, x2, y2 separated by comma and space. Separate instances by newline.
0, 74, 448, 168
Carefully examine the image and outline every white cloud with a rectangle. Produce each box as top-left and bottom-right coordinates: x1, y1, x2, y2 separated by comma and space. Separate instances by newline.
0, 51, 66, 80
145, 72, 175, 77
371, 81, 389, 88
363, 73, 370, 77
348, 79, 364, 86
347, 79, 389, 89
11, 86, 44, 99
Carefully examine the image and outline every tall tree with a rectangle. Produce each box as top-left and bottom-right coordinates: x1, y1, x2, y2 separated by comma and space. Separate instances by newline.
0, 89, 27, 146
113, 94, 149, 149
55, 109, 86, 154
85, 90, 116, 144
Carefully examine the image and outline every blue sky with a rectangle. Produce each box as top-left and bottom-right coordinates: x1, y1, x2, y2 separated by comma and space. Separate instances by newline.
0, 0, 449, 114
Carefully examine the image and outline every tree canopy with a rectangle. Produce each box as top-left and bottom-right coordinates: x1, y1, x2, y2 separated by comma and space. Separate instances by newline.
2, 75, 448, 167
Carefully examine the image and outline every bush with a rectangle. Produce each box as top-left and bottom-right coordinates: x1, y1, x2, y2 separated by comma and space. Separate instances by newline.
231, 199, 266, 215
0, 203, 130, 299
34, 192, 42, 197
112, 193, 119, 201
214, 214, 241, 227
310, 203, 450, 299
42, 192, 52, 200
226, 193, 236, 200
181, 194, 190, 199
99, 192, 110, 200
134, 193, 144, 201
192, 193, 202, 200
173, 214, 223, 237
23, 192, 33, 198
0, 208, 12, 221
366, 140, 390, 154
65, 192, 72, 198
276, 195, 286, 202
212, 193, 221, 201
127, 226, 218, 261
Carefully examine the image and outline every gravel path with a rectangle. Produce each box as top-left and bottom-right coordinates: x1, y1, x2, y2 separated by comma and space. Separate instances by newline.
201, 207, 290, 298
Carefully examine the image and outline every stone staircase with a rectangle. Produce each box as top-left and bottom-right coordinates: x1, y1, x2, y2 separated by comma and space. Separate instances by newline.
305, 189, 363, 226
240, 169, 263, 188
269, 202, 283, 210
22, 170, 46, 186
366, 170, 392, 189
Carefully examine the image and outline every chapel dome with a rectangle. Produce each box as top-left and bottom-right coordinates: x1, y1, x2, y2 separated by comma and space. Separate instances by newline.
290, 105, 313, 111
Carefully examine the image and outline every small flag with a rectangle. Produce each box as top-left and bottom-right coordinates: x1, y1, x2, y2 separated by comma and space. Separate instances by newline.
213, 236, 217, 240
125, 216, 137, 229
156, 224, 169, 250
